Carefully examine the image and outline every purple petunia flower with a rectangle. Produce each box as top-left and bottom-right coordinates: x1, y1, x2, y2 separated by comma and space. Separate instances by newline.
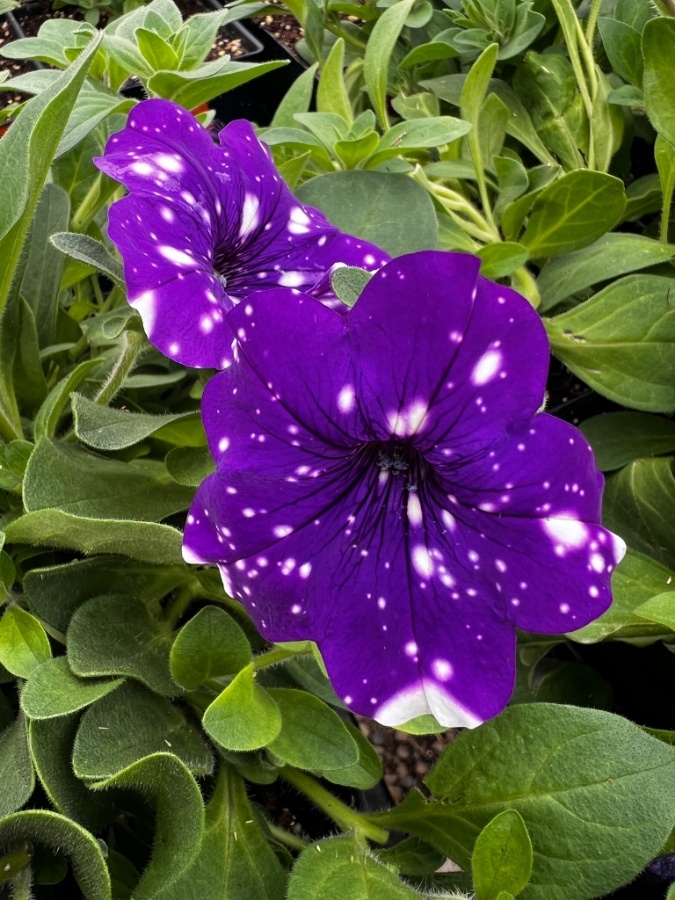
182, 251, 625, 728
94, 99, 389, 369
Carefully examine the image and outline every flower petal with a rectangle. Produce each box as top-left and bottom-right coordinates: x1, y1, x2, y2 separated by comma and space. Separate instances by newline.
183, 356, 518, 727
227, 289, 369, 445
439, 414, 626, 633
107, 196, 233, 368
183, 426, 517, 726
96, 100, 389, 368
95, 99, 222, 217
348, 252, 550, 452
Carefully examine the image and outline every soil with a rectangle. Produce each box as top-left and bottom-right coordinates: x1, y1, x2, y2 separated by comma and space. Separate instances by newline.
255, 12, 304, 59
0, 14, 36, 111
357, 719, 458, 805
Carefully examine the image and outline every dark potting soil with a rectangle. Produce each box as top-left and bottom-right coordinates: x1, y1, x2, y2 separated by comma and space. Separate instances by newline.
254, 13, 304, 60
0, 15, 37, 111
15, 0, 256, 57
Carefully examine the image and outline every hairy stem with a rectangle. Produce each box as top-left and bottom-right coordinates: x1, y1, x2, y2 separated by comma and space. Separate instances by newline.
94, 330, 144, 405
280, 767, 389, 844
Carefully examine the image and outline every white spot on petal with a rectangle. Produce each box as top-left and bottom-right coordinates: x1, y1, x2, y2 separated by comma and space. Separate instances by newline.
432, 659, 453, 681
337, 385, 355, 414
472, 350, 502, 385
543, 516, 588, 550
159, 246, 198, 268
130, 291, 156, 336
407, 493, 423, 527
412, 545, 434, 578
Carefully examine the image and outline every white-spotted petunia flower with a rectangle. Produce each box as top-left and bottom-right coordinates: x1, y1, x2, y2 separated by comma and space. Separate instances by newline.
94, 99, 389, 369
182, 251, 626, 728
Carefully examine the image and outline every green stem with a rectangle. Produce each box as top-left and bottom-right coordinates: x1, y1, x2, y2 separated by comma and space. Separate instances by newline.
253, 645, 304, 670
267, 822, 309, 852
70, 172, 106, 233
652, 0, 675, 15
166, 585, 196, 628
280, 767, 389, 844
550, 0, 594, 120
94, 330, 144, 405
584, 0, 603, 45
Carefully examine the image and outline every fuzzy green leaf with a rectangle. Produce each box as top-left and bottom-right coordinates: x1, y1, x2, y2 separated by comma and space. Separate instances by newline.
21, 657, 123, 720
203, 663, 282, 751
170, 606, 251, 690
73, 681, 213, 780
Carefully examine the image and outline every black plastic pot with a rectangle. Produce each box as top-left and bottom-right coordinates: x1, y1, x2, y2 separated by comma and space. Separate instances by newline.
202, 0, 308, 126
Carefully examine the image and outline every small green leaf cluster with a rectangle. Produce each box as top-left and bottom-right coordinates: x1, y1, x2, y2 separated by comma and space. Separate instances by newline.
442, 0, 546, 61
0, 0, 286, 121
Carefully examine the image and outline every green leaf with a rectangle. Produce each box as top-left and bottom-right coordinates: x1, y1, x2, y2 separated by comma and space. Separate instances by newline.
296, 171, 438, 256
655, 135, 675, 243
536, 234, 675, 311
623, 174, 661, 221
0, 715, 34, 818
546, 274, 675, 411
364, 0, 415, 128
319, 720, 383, 790
511, 659, 613, 710
0, 606, 51, 679
400, 41, 458, 69
317, 39, 352, 125
23, 439, 195, 522
643, 17, 675, 146
377, 704, 675, 900
5, 70, 133, 160
136, 27, 180, 70
598, 18, 643, 87
50, 233, 123, 284
367, 116, 471, 168
90, 754, 204, 900
146, 59, 287, 112
460, 42, 498, 172
33, 358, 104, 442
0, 810, 110, 900
154, 765, 287, 900
170, 606, 251, 690
68, 595, 177, 696
0, 35, 101, 312
24, 557, 187, 634
517, 38, 575, 135
72, 393, 200, 450
178, 8, 251, 69
287, 836, 419, 899
377, 835, 445, 876
20, 184, 70, 348
267, 689, 358, 770
270, 64, 319, 129
73, 680, 213, 779
202, 663, 282, 751
521, 171, 626, 258
294, 112, 349, 151
570, 548, 675, 643
21, 657, 123, 720
330, 266, 373, 307
478, 242, 528, 280
603, 458, 675, 569
580, 412, 675, 471
165, 445, 215, 486
472, 810, 532, 900
28, 714, 112, 828
635, 591, 675, 632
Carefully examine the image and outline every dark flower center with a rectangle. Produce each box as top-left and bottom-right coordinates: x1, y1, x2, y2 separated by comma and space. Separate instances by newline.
362, 440, 430, 493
